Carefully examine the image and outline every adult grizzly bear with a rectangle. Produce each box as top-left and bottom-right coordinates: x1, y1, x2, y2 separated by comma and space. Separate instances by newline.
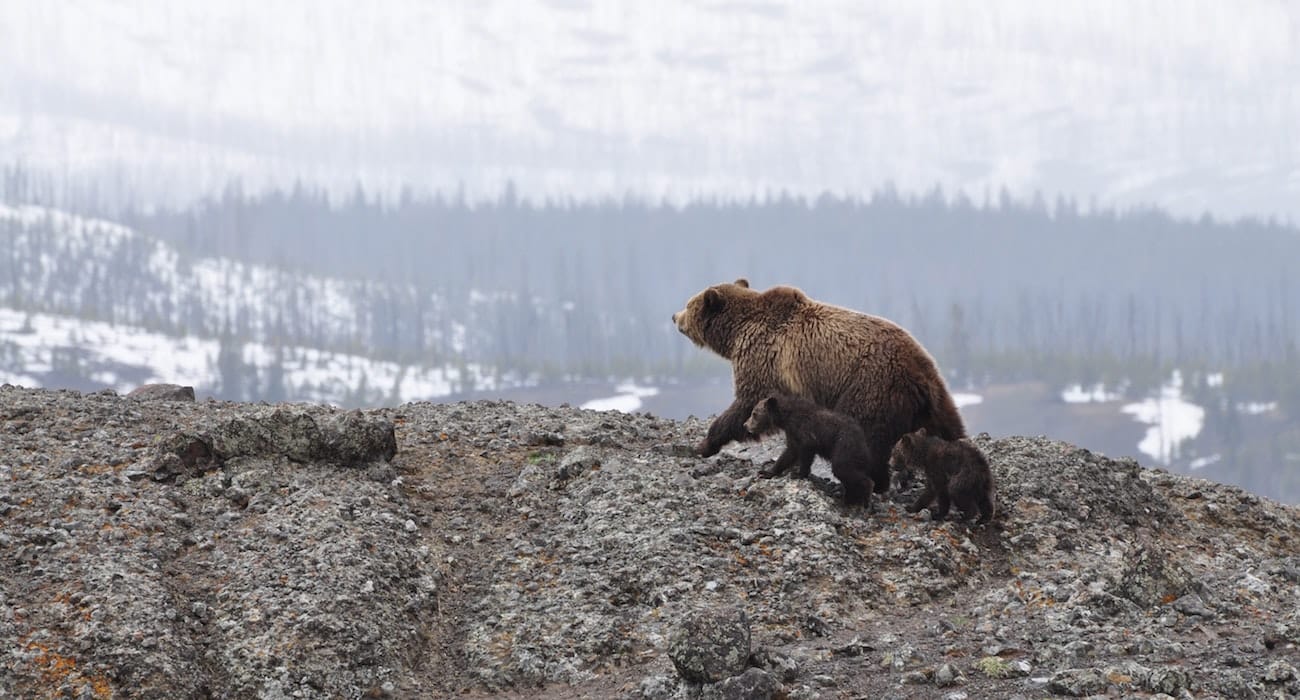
671, 278, 966, 493
743, 394, 874, 507
890, 429, 996, 523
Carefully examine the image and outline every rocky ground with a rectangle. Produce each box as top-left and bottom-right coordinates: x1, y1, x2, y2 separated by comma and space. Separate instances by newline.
2, 384, 1299, 699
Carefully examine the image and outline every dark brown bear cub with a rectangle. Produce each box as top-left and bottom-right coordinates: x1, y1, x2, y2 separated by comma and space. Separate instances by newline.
743, 394, 874, 507
890, 429, 996, 523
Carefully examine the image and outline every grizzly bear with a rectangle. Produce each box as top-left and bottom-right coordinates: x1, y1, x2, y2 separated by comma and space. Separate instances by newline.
671, 278, 966, 493
743, 394, 874, 506
889, 429, 996, 523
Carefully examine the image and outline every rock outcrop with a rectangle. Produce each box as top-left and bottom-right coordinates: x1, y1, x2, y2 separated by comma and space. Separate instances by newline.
1, 384, 1298, 698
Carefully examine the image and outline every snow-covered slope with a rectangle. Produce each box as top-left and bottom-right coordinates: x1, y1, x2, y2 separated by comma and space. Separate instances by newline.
0, 307, 513, 405
1, 202, 368, 343
0, 203, 543, 404
2, 1, 1297, 221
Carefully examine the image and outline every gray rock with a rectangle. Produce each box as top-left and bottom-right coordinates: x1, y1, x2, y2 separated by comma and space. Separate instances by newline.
1264, 660, 1298, 683
556, 445, 601, 481
1171, 592, 1212, 617
718, 667, 776, 700
934, 662, 962, 686
1047, 668, 1108, 697
1112, 545, 1192, 608
317, 409, 398, 464
751, 647, 799, 682
668, 608, 752, 684
638, 674, 678, 699
127, 383, 196, 401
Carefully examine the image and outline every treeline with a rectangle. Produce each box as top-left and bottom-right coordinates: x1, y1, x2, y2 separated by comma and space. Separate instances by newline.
115, 182, 1296, 389
6, 172, 1298, 406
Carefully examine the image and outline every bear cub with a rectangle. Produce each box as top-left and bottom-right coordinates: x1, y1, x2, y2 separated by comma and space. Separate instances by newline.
890, 429, 996, 523
743, 394, 874, 507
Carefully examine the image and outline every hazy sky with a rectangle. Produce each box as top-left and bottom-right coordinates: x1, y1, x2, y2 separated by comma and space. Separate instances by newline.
2, 0, 1297, 220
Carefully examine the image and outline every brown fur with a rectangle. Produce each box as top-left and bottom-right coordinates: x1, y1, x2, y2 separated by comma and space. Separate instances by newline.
743, 394, 874, 507
890, 430, 996, 523
672, 279, 966, 492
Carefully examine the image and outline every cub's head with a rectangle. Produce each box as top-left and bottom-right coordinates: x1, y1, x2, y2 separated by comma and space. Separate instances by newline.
743, 395, 782, 436
670, 278, 754, 356
889, 428, 928, 468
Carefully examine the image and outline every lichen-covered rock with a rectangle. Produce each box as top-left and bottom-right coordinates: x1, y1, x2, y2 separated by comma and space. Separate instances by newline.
668, 608, 752, 683
718, 667, 777, 700
1111, 544, 1193, 608
1047, 668, 1107, 696
127, 383, 196, 401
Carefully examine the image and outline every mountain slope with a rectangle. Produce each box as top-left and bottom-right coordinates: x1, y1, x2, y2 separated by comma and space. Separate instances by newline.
0, 203, 538, 403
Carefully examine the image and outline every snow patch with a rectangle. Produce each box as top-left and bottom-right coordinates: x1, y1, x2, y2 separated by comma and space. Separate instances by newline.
952, 392, 983, 408
1061, 383, 1122, 403
582, 382, 660, 413
1121, 370, 1205, 465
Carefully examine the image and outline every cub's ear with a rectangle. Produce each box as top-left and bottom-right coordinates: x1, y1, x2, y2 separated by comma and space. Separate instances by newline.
763, 396, 779, 413
733, 278, 749, 288
916, 427, 929, 438
702, 288, 724, 313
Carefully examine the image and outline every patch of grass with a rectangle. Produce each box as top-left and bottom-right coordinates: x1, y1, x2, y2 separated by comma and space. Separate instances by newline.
974, 655, 1013, 678
526, 451, 556, 465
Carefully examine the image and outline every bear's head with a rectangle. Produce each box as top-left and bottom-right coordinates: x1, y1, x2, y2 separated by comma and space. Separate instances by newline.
743, 395, 782, 436
671, 278, 754, 357
888, 428, 928, 469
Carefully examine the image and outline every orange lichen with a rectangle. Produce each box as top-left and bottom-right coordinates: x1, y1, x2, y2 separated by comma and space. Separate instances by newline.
26, 641, 112, 697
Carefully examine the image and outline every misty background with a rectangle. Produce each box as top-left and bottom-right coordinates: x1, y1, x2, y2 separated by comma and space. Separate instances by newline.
2, 1, 1298, 502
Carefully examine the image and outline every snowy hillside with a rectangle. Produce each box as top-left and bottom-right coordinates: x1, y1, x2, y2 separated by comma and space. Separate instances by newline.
2, 1, 1297, 221
1, 203, 358, 337
0, 203, 544, 404
0, 307, 515, 405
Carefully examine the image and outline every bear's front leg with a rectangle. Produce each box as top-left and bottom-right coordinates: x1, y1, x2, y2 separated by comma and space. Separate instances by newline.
907, 488, 935, 514
759, 445, 801, 478
697, 398, 758, 457
930, 490, 952, 521
794, 447, 816, 478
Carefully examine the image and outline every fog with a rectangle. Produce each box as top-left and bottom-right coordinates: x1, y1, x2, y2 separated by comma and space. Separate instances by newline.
2, 2, 1299, 501
2, 1, 1297, 220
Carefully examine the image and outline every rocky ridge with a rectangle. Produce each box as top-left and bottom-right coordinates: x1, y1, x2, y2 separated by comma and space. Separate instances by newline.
1, 384, 1298, 698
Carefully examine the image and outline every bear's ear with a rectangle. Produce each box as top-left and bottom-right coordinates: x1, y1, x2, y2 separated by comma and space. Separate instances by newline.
733, 278, 750, 288
916, 427, 929, 438
702, 288, 724, 313
763, 396, 779, 414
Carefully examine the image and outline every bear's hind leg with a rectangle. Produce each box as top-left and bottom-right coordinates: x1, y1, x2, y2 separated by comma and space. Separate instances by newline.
829, 453, 872, 508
